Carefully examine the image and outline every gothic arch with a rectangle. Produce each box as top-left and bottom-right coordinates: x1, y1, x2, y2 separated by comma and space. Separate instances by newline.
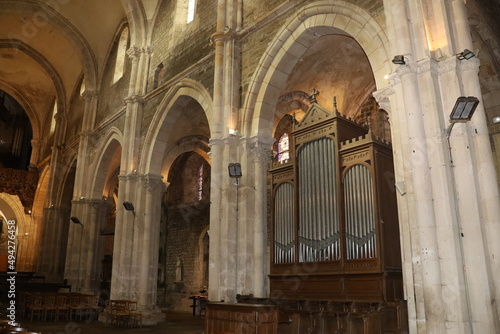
0, 0, 98, 92
0, 79, 41, 142
121, 0, 148, 46
160, 135, 211, 180
141, 79, 213, 176
90, 127, 123, 200
243, 1, 391, 138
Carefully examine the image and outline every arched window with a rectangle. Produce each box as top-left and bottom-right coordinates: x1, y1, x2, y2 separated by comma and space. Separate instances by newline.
50, 99, 57, 134
79, 77, 86, 96
113, 27, 129, 84
197, 164, 203, 201
187, 0, 196, 23
277, 133, 290, 163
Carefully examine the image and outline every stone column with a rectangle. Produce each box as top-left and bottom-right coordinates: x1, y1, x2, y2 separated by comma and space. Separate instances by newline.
64, 198, 107, 294
208, 0, 242, 303
135, 173, 166, 324
249, 136, 274, 298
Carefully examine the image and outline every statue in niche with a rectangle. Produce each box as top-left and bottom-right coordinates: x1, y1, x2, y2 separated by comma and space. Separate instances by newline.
175, 258, 183, 282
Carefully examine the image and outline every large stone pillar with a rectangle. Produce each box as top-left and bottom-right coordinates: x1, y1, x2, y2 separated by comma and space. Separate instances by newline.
208, 0, 243, 303
64, 198, 107, 294
135, 173, 166, 324
249, 136, 274, 298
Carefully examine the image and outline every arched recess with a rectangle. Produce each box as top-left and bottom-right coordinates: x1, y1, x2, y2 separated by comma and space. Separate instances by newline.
90, 128, 124, 200
121, 0, 148, 46
89, 128, 122, 296
0, 193, 31, 271
243, 1, 391, 139
0, 80, 41, 144
141, 79, 213, 176
0, 1, 98, 92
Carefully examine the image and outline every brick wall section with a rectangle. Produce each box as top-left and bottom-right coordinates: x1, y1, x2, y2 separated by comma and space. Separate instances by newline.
160, 152, 211, 311
95, 30, 131, 126
148, 0, 217, 91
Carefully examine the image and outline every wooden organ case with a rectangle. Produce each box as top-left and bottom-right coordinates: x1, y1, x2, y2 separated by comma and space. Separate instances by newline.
269, 102, 403, 303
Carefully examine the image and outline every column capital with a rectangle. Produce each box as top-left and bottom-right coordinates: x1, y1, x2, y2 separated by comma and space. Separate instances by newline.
373, 85, 395, 114
140, 173, 166, 192
127, 46, 143, 62
457, 56, 480, 74
248, 136, 275, 163
81, 90, 99, 102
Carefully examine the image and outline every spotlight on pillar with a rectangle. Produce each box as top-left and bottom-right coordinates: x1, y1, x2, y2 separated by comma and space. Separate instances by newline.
228, 163, 242, 186
391, 55, 406, 65
70, 216, 83, 227
449, 96, 480, 124
493, 116, 500, 124
123, 201, 135, 212
446, 96, 480, 166
456, 49, 476, 60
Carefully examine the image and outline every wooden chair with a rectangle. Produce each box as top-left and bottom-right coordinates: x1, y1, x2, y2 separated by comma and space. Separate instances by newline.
113, 300, 130, 327
83, 295, 100, 320
25, 294, 44, 321
54, 294, 70, 321
127, 301, 142, 328
42, 294, 56, 321
68, 294, 86, 320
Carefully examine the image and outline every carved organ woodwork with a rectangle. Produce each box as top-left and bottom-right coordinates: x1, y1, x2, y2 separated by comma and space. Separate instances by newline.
269, 103, 403, 302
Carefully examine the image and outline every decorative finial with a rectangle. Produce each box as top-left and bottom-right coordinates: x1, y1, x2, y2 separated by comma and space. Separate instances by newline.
309, 88, 319, 103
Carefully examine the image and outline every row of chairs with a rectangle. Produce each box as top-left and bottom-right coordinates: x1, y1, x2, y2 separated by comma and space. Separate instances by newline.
19, 292, 100, 322
0, 320, 40, 333
104, 300, 142, 328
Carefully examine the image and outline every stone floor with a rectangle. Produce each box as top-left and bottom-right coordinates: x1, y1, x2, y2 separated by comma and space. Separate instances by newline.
3, 311, 205, 334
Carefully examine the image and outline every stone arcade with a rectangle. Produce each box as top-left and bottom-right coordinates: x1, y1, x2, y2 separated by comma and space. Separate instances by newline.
0, 0, 499, 333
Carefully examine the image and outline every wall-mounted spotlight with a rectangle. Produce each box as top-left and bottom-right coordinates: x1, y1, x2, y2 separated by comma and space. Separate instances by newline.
493, 116, 500, 124
456, 49, 476, 60
123, 201, 135, 212
449, 96, 480, 124
70, 216, 83, 227
228, 163, 242, 186
446, 96, 480, 166
391, 55, 406, 65
228, 163, 242, 178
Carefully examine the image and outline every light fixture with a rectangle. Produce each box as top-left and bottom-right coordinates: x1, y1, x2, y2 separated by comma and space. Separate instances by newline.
493, 116, 500, 124
228, 163, 242, 178
456, 49, 475, 60
391, 55, 406, 65
70, 216, 83, 226
446, 96, 480, 166
123, 202, 135, 211
449, 96, 480, 123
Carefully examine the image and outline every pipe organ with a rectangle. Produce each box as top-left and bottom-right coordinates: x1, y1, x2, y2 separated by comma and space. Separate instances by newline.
269, 102, 403, 302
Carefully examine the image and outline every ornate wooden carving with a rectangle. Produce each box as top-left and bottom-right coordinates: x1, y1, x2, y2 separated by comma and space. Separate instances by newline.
0, 167, 39, 213
269, 102, 402, 302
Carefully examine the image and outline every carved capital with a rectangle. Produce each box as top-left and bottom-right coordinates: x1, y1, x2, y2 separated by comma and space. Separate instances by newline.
127, 46, 142, 62
124, 94, 145, 104
249, 136, 275, 164
140, 174, 165, 192
373, 86, 395, 114
82, 90, 99, 102
457, 57, 480, 74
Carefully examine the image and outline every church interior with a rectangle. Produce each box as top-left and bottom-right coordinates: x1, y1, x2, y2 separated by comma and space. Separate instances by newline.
0, 0, 500, 333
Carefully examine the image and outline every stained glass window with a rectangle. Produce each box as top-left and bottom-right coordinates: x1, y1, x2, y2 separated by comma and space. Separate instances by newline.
187, 0, 196, 23
277, 133, 290, 163
197, 164, 203, 201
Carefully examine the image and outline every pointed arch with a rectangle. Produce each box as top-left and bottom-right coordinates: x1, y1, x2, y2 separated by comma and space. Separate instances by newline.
121, 0, 148, 46
242, 1, 391, 138
141, 79, 213, 176
90, 127, 124, 200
